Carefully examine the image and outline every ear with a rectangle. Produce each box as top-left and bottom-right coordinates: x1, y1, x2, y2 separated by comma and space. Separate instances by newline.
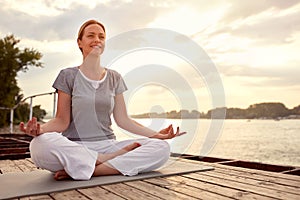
77, 38, 82, 48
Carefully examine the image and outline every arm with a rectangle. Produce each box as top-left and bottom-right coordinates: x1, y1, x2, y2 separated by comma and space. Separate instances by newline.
113, 94, 186, 139
19, 90, 71, 136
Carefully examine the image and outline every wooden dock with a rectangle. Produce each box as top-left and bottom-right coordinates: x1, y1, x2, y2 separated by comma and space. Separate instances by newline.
0, 134, 32, 160
1, 157, 299, 200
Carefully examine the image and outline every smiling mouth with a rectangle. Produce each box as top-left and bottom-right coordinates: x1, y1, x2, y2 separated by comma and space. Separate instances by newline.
92, 46, 101, 49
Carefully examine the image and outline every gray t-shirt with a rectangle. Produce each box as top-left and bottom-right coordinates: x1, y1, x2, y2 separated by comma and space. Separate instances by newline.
52, 67, 127, 141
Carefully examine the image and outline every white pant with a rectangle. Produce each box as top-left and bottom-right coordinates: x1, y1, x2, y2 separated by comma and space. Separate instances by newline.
30, 132, 170, 180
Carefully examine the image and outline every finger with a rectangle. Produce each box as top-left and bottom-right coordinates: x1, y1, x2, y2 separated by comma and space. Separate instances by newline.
27, 118, 33, 127
26, 120, 33, 133
173, 126, 179, 137
160, 125, 170, 134
19, 122, 26, 132
32, 117, 38, 130
175, 126, 186, 137
176, 131, 187, 137
27, 119, 36, 136
164, 124, 171, 131
31, 119, 39, 136
37, 123, 41, 136
30, 129, 38, 137
168, 125, 174, 134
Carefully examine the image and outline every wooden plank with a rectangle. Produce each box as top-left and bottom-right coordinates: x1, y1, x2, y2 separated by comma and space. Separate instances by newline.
102, 182, 161, 200
164, 175, 274, 200
0, 143, 28, 148
50, 190, 89, 200
212, 164, 300, 187
13, 159, 37, 172
210, 167, 300, 194
25, 158, 35, 165
144, 177, 234, 200
19, 194, 53, 199
124, 180, 200, 200
23, 159, 40, 171
186, 158, 300, 182
78, 186, 126, 200
178, 159, 300, 187
0, 159, 23, 173
0, 147, 29, 154
184, 171, 299, 200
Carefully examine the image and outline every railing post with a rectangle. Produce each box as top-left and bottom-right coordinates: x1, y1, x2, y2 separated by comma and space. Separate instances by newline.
10, 108, 14, 133
29, 97, 33, 120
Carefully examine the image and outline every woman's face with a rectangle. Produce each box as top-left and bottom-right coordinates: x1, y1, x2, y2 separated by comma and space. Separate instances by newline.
77, 23, 106, 58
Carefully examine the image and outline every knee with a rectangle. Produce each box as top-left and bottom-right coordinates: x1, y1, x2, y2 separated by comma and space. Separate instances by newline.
30, 132, 57, 153
29, 133, 61, 163
158, 139, 171, 153
150, 139, 171, 160
29, 133, 65, 171
30, 134, 47, 153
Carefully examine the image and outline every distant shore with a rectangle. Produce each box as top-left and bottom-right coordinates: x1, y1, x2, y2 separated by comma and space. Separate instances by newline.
131, 102, 300, 120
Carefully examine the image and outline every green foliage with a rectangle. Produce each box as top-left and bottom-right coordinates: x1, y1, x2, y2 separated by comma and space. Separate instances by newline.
225, 108, 246, 119
290, 105, 300, 115
14, 103, 30, 123
0, 34, 43, 127
14, 103, 47, 124
211, 102, 292, 119
246, 102, 289, 119
32, 105, 47, 121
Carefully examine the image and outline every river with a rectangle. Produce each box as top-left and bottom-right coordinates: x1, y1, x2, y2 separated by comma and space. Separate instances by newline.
113, 118, 300, 167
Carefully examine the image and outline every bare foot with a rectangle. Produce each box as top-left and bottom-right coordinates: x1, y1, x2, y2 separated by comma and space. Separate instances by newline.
54, 170, 71, 181
122, 142, 141, 151
96, 142, 141, 165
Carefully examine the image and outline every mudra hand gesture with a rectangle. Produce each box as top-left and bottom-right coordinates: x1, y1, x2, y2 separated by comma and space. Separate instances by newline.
153, 124, 186, 139
19, 117, 42, 137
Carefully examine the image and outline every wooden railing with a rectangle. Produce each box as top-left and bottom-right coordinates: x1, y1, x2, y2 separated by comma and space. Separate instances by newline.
0, 92, 57, 133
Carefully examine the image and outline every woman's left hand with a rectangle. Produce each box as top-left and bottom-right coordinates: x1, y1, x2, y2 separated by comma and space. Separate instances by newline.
152, 124, 186, 139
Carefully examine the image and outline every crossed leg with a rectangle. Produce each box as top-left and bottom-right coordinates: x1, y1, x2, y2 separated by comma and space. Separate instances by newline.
54, 142, 141, 180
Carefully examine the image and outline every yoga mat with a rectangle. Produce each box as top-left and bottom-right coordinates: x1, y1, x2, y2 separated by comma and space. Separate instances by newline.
0, 158, 213, 199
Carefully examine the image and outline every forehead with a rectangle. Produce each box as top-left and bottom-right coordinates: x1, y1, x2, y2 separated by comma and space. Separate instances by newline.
84, 24, 105, 34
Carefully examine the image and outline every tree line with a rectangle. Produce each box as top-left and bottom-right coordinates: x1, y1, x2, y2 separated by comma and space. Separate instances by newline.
0, 35, 46, 128
131, 102, 300, 119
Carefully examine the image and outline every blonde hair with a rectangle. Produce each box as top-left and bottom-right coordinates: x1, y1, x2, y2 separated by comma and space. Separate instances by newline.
77, 19, 106, 52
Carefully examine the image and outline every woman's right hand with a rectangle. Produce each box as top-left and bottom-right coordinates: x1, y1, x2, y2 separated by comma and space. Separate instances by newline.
19, 117, 42, 137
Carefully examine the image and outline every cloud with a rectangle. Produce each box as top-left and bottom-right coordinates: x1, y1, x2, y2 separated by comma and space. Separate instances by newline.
219, 64, 300, 87
221, 0, 300, 23
0, 0, 173, 41
225, 8, 300, 44
194, 0, 300, 46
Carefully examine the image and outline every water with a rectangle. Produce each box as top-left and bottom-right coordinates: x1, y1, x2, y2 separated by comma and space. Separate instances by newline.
113, 119, 300, 167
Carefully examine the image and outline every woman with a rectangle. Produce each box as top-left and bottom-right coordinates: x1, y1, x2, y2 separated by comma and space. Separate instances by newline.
20, 19, 185, 180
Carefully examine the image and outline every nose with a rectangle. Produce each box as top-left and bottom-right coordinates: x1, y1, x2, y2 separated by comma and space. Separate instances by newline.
94, 36, 100, 42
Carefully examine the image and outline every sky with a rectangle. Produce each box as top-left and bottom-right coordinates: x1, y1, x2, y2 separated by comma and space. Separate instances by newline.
1, 0, 300, 116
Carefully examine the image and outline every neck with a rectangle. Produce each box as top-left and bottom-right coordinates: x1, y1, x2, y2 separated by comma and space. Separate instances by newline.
80, 54, 105, 80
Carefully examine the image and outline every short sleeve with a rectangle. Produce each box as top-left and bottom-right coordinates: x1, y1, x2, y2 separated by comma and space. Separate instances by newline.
115, 76, 128, 94
52, 68, 76, 95
111, 70, 127, 95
